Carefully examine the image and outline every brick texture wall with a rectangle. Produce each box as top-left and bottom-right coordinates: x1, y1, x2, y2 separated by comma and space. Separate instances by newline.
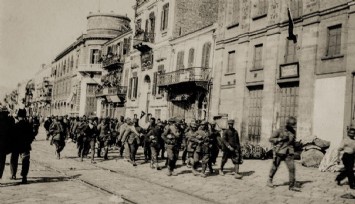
173, 0, 218, 38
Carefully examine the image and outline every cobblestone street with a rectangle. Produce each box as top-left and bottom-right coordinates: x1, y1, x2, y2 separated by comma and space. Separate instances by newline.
0, 128, 354, 204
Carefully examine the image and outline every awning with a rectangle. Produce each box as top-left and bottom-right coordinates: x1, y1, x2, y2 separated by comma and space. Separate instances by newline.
110, 95, 121, 103
105, 96, 112, 103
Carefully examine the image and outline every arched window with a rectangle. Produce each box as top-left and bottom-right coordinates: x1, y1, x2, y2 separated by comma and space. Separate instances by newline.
201, 42, 211, 68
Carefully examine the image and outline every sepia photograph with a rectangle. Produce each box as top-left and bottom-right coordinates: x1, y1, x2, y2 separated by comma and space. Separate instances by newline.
1, 0, 355, 203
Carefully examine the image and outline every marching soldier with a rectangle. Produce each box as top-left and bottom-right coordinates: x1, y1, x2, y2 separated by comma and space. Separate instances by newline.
146, 117, 162, 170
162, 118, 181, 176
186, 122, 199, 168
220, 119, 243, 179
49, 116, 65, 159
267, 117, 299, 191
209, 121, 221, 165
199, 122, 214, 177
80, 117, 97, 162
43, 116, 52, 140
97, 118, 112, 160
122, 118, 142, 166
336, 128, 355, 189
10, 109, 35, 184
76, 116, 87, 158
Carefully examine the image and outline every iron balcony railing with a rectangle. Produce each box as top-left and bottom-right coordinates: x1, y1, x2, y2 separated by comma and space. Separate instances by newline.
96, 86, 127, 97
157, 67, 211, 86
102, 55, 123, 69
133, 30, 155, 44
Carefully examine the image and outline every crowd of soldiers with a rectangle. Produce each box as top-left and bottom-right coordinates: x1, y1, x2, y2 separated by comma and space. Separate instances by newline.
43, 114, 244, 179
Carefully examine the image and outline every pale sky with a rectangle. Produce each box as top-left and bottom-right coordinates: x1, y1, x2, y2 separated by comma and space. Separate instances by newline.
0, 0, 135, 89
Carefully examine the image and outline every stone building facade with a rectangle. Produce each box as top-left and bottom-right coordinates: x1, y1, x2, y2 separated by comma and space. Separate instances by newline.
51, 12, 130, 117
211, 0, 355, 146
96, 30, 132, 118
126, 0, 218, 126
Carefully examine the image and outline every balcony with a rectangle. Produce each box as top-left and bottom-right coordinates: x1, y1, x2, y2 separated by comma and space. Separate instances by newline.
78, 64, 102, 74
102, 55, 124, 70
133, 30, 155, 52
157, 67, 211, 90
96, 86, 127, 97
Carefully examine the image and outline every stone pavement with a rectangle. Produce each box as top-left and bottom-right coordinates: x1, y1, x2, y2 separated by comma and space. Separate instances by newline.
1, 127, 355, 204
0, 156, 125, 204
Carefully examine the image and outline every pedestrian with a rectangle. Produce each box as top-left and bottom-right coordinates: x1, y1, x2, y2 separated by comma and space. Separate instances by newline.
267, 117, 299, 191
198, 121, 214, 177
220, 119, 243, 179
335, 128, 355, 189
49, 116, 65, 159
0, 107, 14, 180
76, 117, 87, 157
118, 118, 130, 160
162, 118, 181, 176
10, 109, 35, 184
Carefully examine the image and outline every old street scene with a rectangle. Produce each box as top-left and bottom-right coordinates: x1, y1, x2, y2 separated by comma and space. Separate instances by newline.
1, 0, 355, 203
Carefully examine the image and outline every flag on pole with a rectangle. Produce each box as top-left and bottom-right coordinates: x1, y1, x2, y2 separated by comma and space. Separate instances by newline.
287, 8, 297, 43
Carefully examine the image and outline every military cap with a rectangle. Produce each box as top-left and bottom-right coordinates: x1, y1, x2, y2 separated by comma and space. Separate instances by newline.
227, 119, 235, 124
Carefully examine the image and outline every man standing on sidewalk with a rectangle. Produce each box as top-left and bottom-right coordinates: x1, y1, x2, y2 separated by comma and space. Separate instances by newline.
220, 119, 243, 179
267, 117, 299, 191
10, 109, 35, 184
0, 107, 14, 180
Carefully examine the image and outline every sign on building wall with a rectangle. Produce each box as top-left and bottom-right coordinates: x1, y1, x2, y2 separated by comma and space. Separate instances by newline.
280, 63, 299, 78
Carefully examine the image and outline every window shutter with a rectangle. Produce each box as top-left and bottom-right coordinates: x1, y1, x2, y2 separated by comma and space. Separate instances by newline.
161, 10, 164, 30
134, 77, 138, 98
188, 48, 195, 67
128, 78, 132, 99
152, 72, 157, 96
205, 43, 211, 68
145, 19, 149, 32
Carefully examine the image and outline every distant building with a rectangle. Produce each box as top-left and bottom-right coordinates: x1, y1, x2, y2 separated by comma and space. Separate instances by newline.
32, 64, 53, 118
51, 12, 130, 117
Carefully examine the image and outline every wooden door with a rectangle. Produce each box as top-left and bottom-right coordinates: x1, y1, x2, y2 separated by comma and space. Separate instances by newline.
247, 86, 263, 143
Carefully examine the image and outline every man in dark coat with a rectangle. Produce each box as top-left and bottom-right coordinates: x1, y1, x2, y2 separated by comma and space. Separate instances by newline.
10, 109, 35, 184
43, 117, 52, 140
162, 118, 181, 176
220, 119, 243, 179
80, 117, 97, 162
97, 118, 111, 160
0, 107, 14, 180
146, 117, 162, 170
267, 117, 299, 191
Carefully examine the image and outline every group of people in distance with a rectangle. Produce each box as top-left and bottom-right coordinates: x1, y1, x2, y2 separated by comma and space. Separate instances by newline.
1, 104, 354, 191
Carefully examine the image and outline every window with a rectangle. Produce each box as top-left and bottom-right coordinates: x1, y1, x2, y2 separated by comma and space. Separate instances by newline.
289, 0, 303, 19
70, 56, 74, 70
176, 51, 185, 69
285, 38, 298, 63
201, 42, 211, 68
327, 25, 342, 57
90, 49, 100, 64
227, 51, 236, 73
227, 0, 240, 26
128, 76, 139, 99
254, 0, 268, 18
136, 19, 142, 30
152, 72, 158, 96
188, 48, 195, 67
253, 44, 263, 69
161, 3, 169, 31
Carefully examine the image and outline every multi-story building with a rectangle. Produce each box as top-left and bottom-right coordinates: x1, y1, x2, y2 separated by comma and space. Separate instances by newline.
96, 29, 132, 118
126, 0, 218, 125
32, 64, 53, 118
51, 12, 131, 117
212, 0, 355, 147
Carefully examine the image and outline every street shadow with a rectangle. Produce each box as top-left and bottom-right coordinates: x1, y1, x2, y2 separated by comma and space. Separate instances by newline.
177, 170, 192, 175
274, 180, 313, 187
0, 174, 81, 187
340, 193, 355, 199
239, 171, 255, 177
